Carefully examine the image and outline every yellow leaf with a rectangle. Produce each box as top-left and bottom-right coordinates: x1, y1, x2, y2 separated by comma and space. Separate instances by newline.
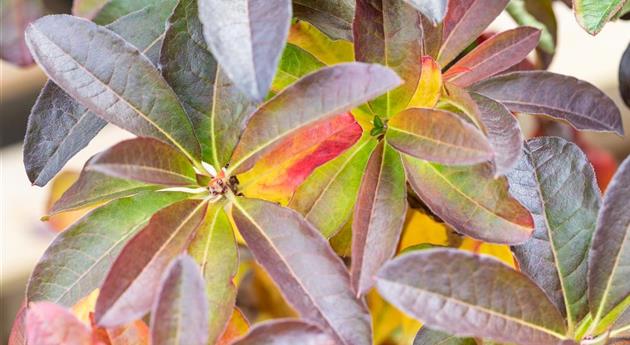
408, 56, 443, 108
288, 21, 354, 65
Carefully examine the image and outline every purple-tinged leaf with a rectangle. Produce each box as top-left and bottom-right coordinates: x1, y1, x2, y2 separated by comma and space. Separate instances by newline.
232, 319, 335, 345
151, 255, 209, 345
8, 304, 27, 345
413, 327, 477, 345
589, 156, 630, 329
505, 0, 557, 69
84, 138, 197, 186
228, 63, 402, 174
353, 0, 424, 117
620, 43, 630, 107
386, 108, 494, 165
231, 198, 372, 345
25, 15, 202, 163
438, 0, 510, 66
28, 192, 189, 307
351, 142, 407, 296
293, 0, 355, 41
507, 137, 600, 329
471, 71, 624, 134
198, 0, 292, 101
376, 249, 567, 345
403, 155, 534, 244
0, 0, 45, 66
95, 199, 207, 327
26, 302, 92, 345
421, 16, 443, 59
446, 27, 541, 87
403, 0, 448, 24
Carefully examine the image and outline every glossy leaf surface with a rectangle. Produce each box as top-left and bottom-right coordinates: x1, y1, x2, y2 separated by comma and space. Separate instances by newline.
621, 43, 630, 107
231, 198, 372, 345
232, 319, 335, 345
0, 0, 44, 66
376, 249, 567, 345
403, 155, 534, 244
292, 0, 355, 40
351, 142, 407, 295
574, 0, 627, 35
353, 0, 424, 117
408, 56, 443, 108
28, 192, 189, 306
413, 327, 477, 345
151, 255, 209, 345
508, 137, 600, 328
471, 71, 624, 134
229, 63, 401, 174
198, 0, 291, 101
95, 199, 207, 327
25, 302, 92, 345
403, 0, 448, 24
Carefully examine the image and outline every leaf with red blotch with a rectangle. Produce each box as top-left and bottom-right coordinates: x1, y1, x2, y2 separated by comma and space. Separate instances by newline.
95, 199, 208, 327
8, 303, 27, 345
151, 255, 209, 345
231, 198, 372, 345
25, 302, 93, 345
231, 319, 336, 345
0, 0, 46, 66
238, 113, 362, 204
446, 27, 541, 87
438, 0, 510, 66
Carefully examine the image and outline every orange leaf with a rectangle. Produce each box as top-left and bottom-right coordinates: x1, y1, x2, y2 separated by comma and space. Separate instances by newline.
45, 171, 94, 232
217, 308, 250, 345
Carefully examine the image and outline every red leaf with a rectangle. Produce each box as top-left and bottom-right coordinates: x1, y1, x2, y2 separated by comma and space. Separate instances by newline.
25, 302, 93, 345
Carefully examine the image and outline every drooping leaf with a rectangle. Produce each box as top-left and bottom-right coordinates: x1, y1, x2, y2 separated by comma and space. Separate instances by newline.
8, 304, 27, 345
506, 0, 557, 69
292, 0, 355, 41
574, 0, 627, 35
289, 137, 377, 238
589, 156, 630, 329
288, 20, 355, 65
620, 43, 630, 107
228, 63, 402, 174
231, 198, 372, 345
403, 155, 534, 244
272, 43, 325, 93
351, 142, 407, 296
386, 108, 494, 165
25, 15, 202, 164
0, 0, 45, 66
198, 0, 292, 101
408, 56, 443, 108
95, 199, 207, 327
28, 192, 189, 306
446, 27, 541, 87
353, 0, 424, 117
438, 0, 510, 66
232, 319, 335, 345
471, 71, 624, 134
507, 137, 601, 329
402, 0, 448, 24
188, 203, 239, 344
24, 3, 177, 186
72, 0, 108, 19
376, 249, 567, 345
25, 302, 92, 345
151, 255, 209, 345
413, 327, 477, 345
238, 113, 362, 204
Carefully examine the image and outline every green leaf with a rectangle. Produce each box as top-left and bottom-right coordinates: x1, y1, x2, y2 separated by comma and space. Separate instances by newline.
198, 0, 292, 101
289, 137, 377, 238
160, 0, 256, 169
507, 137, 601, 331
95, 199, 208, 327
574, 0, 628, 35
413, 327, 477, 345
354, 0, 424, 117
386, 108, 494, 165
150, 255, 209, 345
188, 203, 239, 344
72, 0, 108, 20
228, 62, 402, 174
232, 319, 334, 345
376, 249, 568, 345
27, 191, 189, 306
351, 142, 407, 295
231, 197, 372, 345
292, 0, 355, 41
589, 156, 630, 330
25, 15, 202, 164
403, 155, 534, 244
93, 0, 166, 24
272, 43, 325, 93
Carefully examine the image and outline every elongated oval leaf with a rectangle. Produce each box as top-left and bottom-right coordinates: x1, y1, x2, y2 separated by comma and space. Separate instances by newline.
28, 191, 189, 306
293, 0, 355, 41
351, 142, 407, 296
25, 15, 201, 163
228, 63, 402, 174
376, 249, 567, 345
403, 0, 448, 24
574, 0, 627, 35
438, 0, 510, 66
403, 155, 534, 244
471, 71, 624, 134
387, 108, 494, 165
95, 199, 207, 327
231, 198, 372, 345
26, 302, 92, 345
288, 21, 355, 65
589, 155, 630, 328
353, 0, 424, 117
232, 319, 335, 345
507, 137, 600, 329
151, 255, 209, 345
447, 27, 541, 87
198, 0, 291, 101
413, 327, 477, 345
505, 0, 557, 69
